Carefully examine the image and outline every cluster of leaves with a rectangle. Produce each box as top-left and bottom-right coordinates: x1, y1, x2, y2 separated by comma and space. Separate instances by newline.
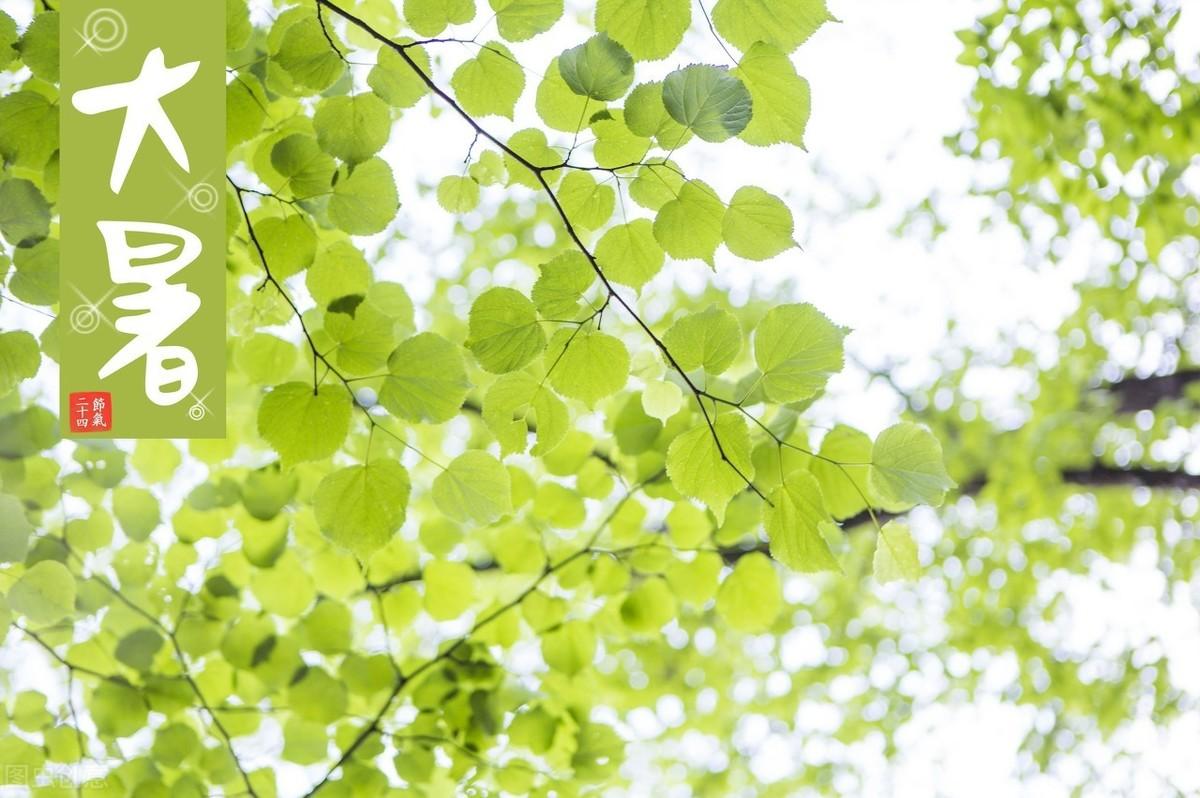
952, 0, 1197, 260
872, 0, 1200, 787
0, 0, 963, 796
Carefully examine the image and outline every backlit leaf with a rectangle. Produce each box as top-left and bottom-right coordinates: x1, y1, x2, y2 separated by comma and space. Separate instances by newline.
315, 460, 411, 557
661, 65, 752, 143
764, 471, 840, 573
433, 451, 513, 524
753, 303, 846, 403
257, 383, 352, 465
869, 423, 955, 507
467, 287, 547, 373
558, 34, 635, 101
666, 413, 753, 523
873, 521, 921, 582
379, 333, 469, 424
596, 0, 690, 61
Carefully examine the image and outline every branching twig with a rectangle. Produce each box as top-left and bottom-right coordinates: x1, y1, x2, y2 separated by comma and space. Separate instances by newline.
313, 0, 768, 503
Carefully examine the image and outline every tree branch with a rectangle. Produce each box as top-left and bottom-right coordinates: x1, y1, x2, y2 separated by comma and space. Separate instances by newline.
1103, 369, 1200, 413
1062, 465, 1200, 490
313, 0, 769, 506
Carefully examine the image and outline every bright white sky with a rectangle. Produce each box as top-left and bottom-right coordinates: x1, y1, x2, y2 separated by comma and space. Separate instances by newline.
2, 0, 1200, 795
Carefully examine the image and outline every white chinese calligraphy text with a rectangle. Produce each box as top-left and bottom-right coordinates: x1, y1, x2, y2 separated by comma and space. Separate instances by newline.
96, 221, 201, 406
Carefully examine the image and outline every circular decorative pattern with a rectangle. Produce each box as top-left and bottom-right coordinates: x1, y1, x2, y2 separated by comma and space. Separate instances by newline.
82, 8, 128, 53
69, 304, 100, 335
188, 402, 207, 421
187, 182, 219, 214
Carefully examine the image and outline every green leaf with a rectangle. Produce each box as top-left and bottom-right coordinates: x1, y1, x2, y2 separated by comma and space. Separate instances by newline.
236, 334, 299, 386
379, 333, 469, 424
666, 501, 712, 547
642, 379, 683, 421
0, 179, 51, 246
510, 708, 559, 753
451, 42, 525, 118
254, 553, 318, 615
535, 56, 597, 131
436, 175, 481, 213
89, 680, 147, 738
315, 460, 411, 557
712, 0, 835, 53
490, 0, 563, 41
505, 128, 562, 186
17, 11, 58, 82
723, 186, 795, 260
369, 44, 431, 108
0, 92, 59, 169
653, 179, 724, 264
9, 238, 57, 306
307, 243, 370, 308
629, 160, 685, 210
275, 18, 345, 91
226, 0, 252, 49
557, 172, 616, 230
253, 215, 316, 280
9, 560, 75, 625
65, 511, 113, 552
624, 82, 690, 144
227, 74, 268, 149
404, 0, 475, 36
271, 134, 336, 198
811, 425, 872, 520
869, 423, 955, 507
483, 372, 569, 456
620, 577, 676, 633
753, 303, 846, 402
423, 559, 477, 619
546, 329, 631, 406
324, 303, 397, 375
0, 11, 16, 64
330, 158, 399, 235
241, 467, 298, 524
314, 94, 392, 164
470, 150, 508, 185
666, 551, 722, 605
369, 282, 416, 329
596, 0, 690, 61
0, 493, 33, 563
764, 471, 840, 572
257, 383, 352, 466
0, 405, 58, 458
734, 42, 811, 147
558, 34, 635, 101
662, 65, 752, 143
112, 487, 161, 541
532, 252, 596, 317
115, 628, 164, 672
661, 305, 741, 374
289, 667, 348, 724
542, 620, 596, 675
594, 112, 652, 166
716, 552, 780, 632
467, 287, 547, 373
596, 219, 664, 289
666, 413, 754, 523
433, 451, 513, 524
153, 722, 200, 767
872, 521, 920, 583
614, 394, 662, 455
0, 331, 39, 398
300, 600, 353, 654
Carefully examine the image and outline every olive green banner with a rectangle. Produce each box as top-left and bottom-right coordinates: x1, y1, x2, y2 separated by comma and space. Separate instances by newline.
60, 1, 225, 438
